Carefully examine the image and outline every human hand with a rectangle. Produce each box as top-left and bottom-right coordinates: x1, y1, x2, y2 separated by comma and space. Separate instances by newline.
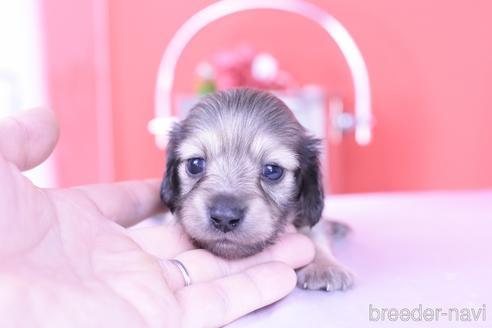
0, 108, 315, 327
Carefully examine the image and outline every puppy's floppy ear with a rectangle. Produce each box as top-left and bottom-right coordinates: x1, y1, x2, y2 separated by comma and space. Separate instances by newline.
294, 135, 324, 228
161, 123, 183, 213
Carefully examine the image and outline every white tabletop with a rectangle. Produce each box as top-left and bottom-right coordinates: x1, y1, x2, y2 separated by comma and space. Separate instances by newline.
230, 190, 492, 328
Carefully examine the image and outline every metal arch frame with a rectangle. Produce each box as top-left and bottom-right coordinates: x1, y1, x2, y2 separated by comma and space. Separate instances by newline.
150, 0, 372, 146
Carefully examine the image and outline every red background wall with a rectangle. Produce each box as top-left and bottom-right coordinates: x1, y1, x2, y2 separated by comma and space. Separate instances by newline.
43, 0, 492, 193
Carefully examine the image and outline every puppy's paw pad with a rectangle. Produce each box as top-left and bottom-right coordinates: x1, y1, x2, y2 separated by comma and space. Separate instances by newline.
296, 262, 354, 292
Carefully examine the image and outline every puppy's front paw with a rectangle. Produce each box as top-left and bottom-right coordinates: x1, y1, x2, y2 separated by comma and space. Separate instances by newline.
296, 261, 354, 292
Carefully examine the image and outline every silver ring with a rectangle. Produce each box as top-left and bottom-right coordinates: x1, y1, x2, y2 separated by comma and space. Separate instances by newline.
169, 259, 192, 287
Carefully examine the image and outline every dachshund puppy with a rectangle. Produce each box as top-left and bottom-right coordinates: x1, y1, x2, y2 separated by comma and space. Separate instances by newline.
161, 88, 353, 291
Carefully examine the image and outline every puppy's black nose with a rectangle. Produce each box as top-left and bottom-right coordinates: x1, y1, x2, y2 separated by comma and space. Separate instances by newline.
209, 195, 245, 233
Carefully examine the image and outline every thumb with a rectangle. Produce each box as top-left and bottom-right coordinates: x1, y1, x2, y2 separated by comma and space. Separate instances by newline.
0, 107, 59, 171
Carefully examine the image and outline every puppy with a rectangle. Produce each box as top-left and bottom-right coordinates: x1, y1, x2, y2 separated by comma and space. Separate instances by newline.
161, 88, 353, 291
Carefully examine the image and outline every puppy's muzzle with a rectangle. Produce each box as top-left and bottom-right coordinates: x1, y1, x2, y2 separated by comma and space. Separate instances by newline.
208, 194, 245, 233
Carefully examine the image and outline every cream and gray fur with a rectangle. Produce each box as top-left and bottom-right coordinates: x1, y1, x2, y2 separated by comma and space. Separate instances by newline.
161, 88, 353, 291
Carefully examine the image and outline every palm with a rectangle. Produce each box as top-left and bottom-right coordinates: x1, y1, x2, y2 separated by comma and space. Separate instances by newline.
1, 159, 178, 325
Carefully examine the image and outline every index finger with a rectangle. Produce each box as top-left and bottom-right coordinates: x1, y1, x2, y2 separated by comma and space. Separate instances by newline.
74, 179, 166, 226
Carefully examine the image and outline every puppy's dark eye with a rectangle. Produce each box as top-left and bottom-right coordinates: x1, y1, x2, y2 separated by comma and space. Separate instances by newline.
186, 158, 206, 176
262, 164, 284, 181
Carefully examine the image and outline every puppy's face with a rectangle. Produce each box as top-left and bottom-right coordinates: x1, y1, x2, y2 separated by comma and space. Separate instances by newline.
161, 89, 324, 259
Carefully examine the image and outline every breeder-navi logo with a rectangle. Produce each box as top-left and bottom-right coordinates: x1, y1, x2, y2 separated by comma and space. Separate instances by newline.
369, 304, 487, 322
